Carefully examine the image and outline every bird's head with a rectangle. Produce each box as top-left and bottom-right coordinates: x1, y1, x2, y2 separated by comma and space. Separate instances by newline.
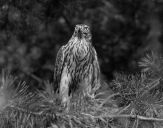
73, 24, 92, 41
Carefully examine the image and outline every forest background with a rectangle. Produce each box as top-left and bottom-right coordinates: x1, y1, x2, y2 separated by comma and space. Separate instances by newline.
0, 0, 163, 90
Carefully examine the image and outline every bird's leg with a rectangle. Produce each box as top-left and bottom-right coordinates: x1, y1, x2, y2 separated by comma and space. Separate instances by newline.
59, 66, 71, 112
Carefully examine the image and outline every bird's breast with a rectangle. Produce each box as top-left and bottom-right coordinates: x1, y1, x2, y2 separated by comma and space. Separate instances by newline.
73, 39, 89, 61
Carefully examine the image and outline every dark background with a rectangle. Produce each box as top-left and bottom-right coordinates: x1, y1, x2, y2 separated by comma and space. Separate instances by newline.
0, 0, 163, 88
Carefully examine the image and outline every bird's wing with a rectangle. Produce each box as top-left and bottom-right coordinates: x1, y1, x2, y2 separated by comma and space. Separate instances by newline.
92, 47, 101, 91
54, 46, 65, 92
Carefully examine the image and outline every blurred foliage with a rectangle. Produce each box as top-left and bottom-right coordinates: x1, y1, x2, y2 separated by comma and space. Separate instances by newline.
0, 0, 162, 87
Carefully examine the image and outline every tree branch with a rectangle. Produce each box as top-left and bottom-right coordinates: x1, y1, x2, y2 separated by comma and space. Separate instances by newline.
81, 112, 163, 122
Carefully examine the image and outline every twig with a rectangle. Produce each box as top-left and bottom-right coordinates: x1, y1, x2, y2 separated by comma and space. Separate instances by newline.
98, 93, 120, 108
20, 70, 43, 83
6, 105, 56, 118
132, 117, 139, 128
81, 113, 163, 122
141, 77, 161, 97
117, 104, 131, 115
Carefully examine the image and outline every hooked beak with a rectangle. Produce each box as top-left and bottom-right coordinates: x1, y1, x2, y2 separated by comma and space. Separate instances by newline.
77, 29, 82, 39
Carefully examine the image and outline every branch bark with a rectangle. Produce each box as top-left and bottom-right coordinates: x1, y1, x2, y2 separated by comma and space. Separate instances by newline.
81, 112, 163, 122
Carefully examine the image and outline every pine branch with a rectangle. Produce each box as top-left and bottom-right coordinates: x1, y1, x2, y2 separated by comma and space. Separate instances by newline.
98, 93, 120, 108
141, 77, 161, 97
81, 112, 163, 122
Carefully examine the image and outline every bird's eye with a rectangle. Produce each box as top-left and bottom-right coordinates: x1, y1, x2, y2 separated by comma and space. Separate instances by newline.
86, 26, 90, 32
75, 27, 78, 31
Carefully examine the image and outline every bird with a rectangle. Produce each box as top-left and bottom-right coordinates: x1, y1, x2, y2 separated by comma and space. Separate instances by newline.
54, 24, 101, 109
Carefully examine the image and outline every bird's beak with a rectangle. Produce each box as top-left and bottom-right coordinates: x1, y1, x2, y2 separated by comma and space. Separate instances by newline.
77, 29, 82, 39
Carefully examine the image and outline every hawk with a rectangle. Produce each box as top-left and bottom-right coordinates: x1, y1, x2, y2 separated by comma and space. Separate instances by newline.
54, 24, 101, 108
